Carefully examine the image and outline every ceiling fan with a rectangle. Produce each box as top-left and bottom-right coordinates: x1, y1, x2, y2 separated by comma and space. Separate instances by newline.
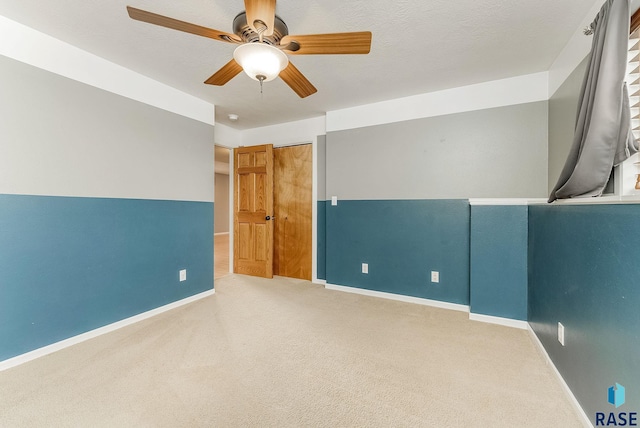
127, 1, 372, 98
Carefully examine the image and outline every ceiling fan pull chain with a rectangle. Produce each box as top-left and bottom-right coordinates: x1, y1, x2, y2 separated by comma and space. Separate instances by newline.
257, 75, 266, 97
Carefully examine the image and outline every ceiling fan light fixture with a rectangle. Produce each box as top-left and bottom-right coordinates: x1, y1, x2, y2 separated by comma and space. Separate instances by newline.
233, 43, 288, 82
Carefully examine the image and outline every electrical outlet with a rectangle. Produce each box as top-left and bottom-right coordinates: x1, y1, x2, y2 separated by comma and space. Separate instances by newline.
179, 269, 187, 282
558, 322, 565, 346
331, 196, 338, 206
362, 263, 368, 274
431, 271, 439, 283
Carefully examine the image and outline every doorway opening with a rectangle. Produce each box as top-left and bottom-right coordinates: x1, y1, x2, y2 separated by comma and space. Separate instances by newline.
214, 145, 231, 279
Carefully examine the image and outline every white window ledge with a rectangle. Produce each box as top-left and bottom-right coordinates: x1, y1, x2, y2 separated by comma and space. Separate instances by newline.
469, 196, 640, 206
469, 198, 547, 206
546, 195, 640, 205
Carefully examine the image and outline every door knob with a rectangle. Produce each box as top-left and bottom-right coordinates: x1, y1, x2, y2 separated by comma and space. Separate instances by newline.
265, 215, 275, 220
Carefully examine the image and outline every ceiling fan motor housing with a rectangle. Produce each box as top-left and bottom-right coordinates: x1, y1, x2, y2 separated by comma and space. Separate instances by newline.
232, 12, 288, 45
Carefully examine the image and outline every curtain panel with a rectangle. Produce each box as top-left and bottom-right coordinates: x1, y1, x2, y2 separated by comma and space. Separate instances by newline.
549, 0, 638, 202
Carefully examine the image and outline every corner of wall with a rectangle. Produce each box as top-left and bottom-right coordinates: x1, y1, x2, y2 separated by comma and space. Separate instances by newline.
240, 116, 326, 147
547, 0, 603, 98
214, 123, 242, 148
326, 72, 549, 133
0, 14, 214, 125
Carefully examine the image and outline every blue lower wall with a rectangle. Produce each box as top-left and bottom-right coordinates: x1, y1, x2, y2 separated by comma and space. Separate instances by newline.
326, 199, 470, 304
470, 205, 528, 320
317, 201, 326, 280
529, 204, 640, 418
0, 194, 214, 361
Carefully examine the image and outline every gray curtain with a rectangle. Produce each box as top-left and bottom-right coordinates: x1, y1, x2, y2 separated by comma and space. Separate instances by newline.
549, 0, 638, 202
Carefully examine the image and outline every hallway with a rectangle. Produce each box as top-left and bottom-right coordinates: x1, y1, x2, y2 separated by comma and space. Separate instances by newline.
214, 233, 229, 280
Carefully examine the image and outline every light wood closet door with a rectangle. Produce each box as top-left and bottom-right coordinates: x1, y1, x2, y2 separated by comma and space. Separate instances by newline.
273, 144, 312, 280
233, 144, 274, 278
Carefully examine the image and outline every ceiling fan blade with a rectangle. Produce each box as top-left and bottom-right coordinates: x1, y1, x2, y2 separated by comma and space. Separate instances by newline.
127, 6, 241, 43
280, 32, 372, 55
279, 62, 317, 98
244, 0, 276, 37
204, 59, 244, 86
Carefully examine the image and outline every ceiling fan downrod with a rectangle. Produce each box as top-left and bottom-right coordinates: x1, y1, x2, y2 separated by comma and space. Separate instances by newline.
254, 20, 268, 43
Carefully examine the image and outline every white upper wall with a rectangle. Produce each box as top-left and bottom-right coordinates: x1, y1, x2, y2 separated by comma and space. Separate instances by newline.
214, 123, 242, 148
240, 116, 326, 147
326, 72, 549, 132
0, 15, 214, 125
214, 117, 326, 149
238, 71, 551, 140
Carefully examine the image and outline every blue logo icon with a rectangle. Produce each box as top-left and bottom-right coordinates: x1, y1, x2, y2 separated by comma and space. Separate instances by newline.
608, 383, 626, 408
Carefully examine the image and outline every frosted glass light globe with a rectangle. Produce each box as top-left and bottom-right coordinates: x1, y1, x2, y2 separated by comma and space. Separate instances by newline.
233, 43, 289, 82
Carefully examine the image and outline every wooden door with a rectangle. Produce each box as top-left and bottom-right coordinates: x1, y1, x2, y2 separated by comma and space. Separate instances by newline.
273, 144, 312, 280
233, 144, 274, 278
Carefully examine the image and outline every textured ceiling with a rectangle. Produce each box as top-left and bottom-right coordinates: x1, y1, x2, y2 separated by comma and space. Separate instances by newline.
0, 0, 597, 129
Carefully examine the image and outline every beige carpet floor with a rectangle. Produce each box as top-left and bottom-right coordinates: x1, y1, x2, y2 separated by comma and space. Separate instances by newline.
0, 274, 585, 427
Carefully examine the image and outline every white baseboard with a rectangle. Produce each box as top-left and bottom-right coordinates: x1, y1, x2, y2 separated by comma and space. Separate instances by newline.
325, 283, 469, 313
313, 279, 327, 286
0, 289, 215, 372
469, 313, 528, 329
527, 325, 593, 428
